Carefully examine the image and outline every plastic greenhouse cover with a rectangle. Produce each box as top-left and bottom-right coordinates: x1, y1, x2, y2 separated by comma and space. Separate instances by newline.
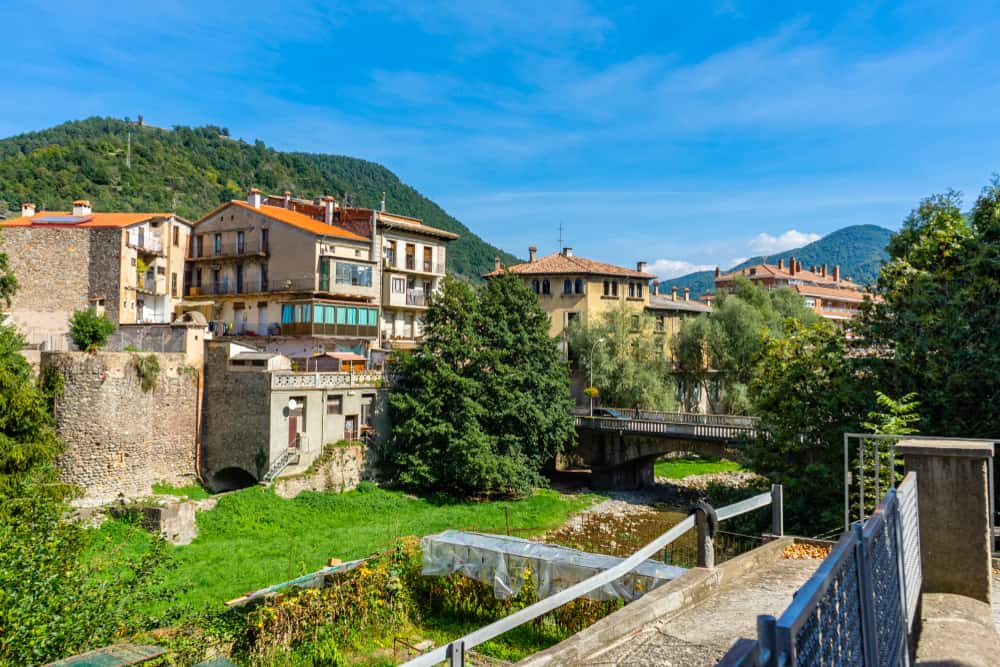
421, 530, 686, 602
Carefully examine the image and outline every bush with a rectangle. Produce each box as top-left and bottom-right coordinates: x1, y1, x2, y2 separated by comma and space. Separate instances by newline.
68, 308, 116, 352
133, 354, 160, 393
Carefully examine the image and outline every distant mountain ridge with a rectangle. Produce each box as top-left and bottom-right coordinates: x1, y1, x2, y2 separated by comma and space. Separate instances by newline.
659, 224, 894, 298
0, 117, 520, 280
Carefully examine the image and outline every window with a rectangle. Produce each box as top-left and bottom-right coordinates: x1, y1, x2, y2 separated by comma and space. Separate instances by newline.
709, 376, 721, 402
603, 280, 610, 296
335, 262, 373, 287
237, 231, 245, 254
171, 273, 178, 297
628, 282, 636, 298
156, 266, 166, 275
195, 235, 204, 257
282, 304, 293, 323
575, 279, 584, 294
392, 277, 405, 293
541, 279, 550, 295
386, 241, 397, 266
235, 264, 244, 293
637, 283, 644, 298
195, 268, 202, 287
131, 257, 137, 267
531, 279, 540, 294
260, 263, 268, 291
655, 315, 665, 332
261, 228, 269, 253
214, 233, 222, 255
346, 307, 358, 325
563, 279, 573, 295
612, 281, 619, 297
327, 395, 343, 415
172, 226, 179, 246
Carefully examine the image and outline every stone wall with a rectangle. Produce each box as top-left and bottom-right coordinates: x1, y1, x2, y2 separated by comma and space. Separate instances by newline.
1, 227, 123, 342
201, 342, 272, 488
42, 351, 198, 502
273, 444, 374, 498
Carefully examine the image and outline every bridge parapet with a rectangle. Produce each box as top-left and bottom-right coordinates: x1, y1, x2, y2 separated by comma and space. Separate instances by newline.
574, 415, 757, 442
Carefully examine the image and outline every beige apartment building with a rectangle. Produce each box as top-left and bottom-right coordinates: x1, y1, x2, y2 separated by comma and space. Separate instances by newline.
0, 200, 191, 347
485, 246, 656, 355
183, 189, 380, 356
262, 194, 458, 350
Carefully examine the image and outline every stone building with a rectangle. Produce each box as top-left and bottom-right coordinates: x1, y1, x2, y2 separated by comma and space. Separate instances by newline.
0, 200, 192, 348
200, 340, 387, 491
484, 246, 656, 356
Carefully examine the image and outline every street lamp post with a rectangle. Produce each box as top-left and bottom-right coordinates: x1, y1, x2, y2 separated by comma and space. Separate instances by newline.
589, 337, 605, 417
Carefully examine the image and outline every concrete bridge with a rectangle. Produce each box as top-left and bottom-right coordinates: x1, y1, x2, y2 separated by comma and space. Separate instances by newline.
571, 410, 757, 489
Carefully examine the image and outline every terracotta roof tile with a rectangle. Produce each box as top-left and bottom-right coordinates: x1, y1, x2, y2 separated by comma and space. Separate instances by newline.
484, 252, 655, 279
1, 211, 182, 229
717, 262, 862, 290
199, 201, 368, 241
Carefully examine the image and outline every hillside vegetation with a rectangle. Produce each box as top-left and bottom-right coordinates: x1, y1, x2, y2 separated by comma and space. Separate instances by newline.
661, 224, 894, 297
0, 117, 519, 280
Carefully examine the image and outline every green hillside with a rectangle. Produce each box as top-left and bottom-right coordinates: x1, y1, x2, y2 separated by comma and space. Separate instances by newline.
0, 117, 519, 280
660, 224, 894, 297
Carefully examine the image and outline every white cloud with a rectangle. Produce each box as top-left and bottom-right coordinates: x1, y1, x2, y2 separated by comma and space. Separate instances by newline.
649, 258, 714, 280
748, 230, 821, 254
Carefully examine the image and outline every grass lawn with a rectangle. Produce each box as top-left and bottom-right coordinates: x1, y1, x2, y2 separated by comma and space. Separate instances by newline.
654, 455, 744, 480
93, 484, 598, 614
151, 482, 212, 500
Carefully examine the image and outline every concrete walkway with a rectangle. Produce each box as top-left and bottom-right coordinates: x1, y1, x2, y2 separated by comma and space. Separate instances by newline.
579, 558, 818, 666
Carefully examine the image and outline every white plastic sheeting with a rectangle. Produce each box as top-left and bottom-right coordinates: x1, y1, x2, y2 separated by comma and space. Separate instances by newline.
421, 530, 686, 602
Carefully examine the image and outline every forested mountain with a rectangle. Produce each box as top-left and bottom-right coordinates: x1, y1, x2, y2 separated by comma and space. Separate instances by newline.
660, 224, 895, 297
0, 117, 519, 280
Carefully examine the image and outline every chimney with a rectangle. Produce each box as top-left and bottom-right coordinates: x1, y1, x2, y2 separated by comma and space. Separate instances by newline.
796, 259, 802, 273
283, 191, 292, 209
671, 286, 678, 301
494, 256, 502, 272
788, 256, 796, 275
562, 247, 573, 257
821, 264, 827, 278
20, 202, 35, 218
777, 258, 784, 270
683, 287, 690, 302
637, 260, 648, 274
652, 280, 660, 296
247, 188, 262, 209
72, 199, 92, 216
833, 265, 840, 282
715, 266, 721, 278
322, 195, 336, 224
528, 246, 537, 263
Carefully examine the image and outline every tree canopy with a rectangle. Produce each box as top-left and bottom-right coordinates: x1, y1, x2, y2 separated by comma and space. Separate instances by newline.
385, 274, 574, 497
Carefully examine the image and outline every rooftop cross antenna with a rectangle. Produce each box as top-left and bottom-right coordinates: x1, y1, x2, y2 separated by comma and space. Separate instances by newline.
558, 222, 564, 251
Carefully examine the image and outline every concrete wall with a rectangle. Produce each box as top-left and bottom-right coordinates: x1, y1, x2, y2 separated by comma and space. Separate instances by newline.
43, 351, 198, 502
273, 444, 374, 498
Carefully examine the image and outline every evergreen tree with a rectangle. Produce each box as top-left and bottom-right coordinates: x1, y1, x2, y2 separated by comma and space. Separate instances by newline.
477, 273, 575, 480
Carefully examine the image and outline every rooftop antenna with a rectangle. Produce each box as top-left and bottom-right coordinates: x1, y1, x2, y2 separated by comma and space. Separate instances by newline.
558, 222, 565, 251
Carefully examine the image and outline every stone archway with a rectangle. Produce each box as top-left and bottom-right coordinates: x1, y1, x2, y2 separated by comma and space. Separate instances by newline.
208, 466, 257, 492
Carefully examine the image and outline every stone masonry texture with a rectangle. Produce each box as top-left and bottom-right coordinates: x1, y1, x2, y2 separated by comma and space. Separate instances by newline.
43, 351, 198, 502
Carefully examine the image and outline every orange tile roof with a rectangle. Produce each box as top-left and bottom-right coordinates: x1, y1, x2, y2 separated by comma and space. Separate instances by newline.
484, 252, 655, 279
793, 284, 868, 302
1, 211, 180, 228
717, 262, 862, 290
200, 201, 368, 241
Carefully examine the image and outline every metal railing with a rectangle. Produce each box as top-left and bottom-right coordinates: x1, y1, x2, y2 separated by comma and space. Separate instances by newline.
126, 233, 164, 254
405, 290, 428, 306
271, 371, 385, 389
402, 486, 782, 667
721, 473, 921, 667
575, 415, 756, 441
189, 239, 268, 259
263, 446, 301, 482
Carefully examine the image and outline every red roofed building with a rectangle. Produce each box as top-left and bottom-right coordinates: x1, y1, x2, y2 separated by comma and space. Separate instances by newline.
713, 257, 873, 322
0, 200, 193, 345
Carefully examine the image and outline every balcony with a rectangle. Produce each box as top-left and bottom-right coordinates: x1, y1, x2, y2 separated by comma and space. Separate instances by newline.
188, 239, 269, 260
280, 322, 379, 338
405, 290, 429, 307
126, 233, 164, 255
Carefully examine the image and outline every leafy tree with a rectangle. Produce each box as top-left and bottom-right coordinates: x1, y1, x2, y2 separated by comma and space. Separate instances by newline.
386, 276, 574, 497
68, 307, 116, 352
747, 320, 869, 534
566, 305, 677, 412
858, 181, 1000, 438
672, 276, 819, 413
861, 392, 920, 436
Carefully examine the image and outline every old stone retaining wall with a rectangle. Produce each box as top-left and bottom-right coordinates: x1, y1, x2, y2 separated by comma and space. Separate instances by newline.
43, 350, 198, 502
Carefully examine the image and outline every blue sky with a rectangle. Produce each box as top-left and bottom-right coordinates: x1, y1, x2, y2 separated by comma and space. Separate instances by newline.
3, 1, 1000, 277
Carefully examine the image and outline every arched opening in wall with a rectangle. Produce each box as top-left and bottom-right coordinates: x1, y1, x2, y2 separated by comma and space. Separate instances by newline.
209, 467, 257, 492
